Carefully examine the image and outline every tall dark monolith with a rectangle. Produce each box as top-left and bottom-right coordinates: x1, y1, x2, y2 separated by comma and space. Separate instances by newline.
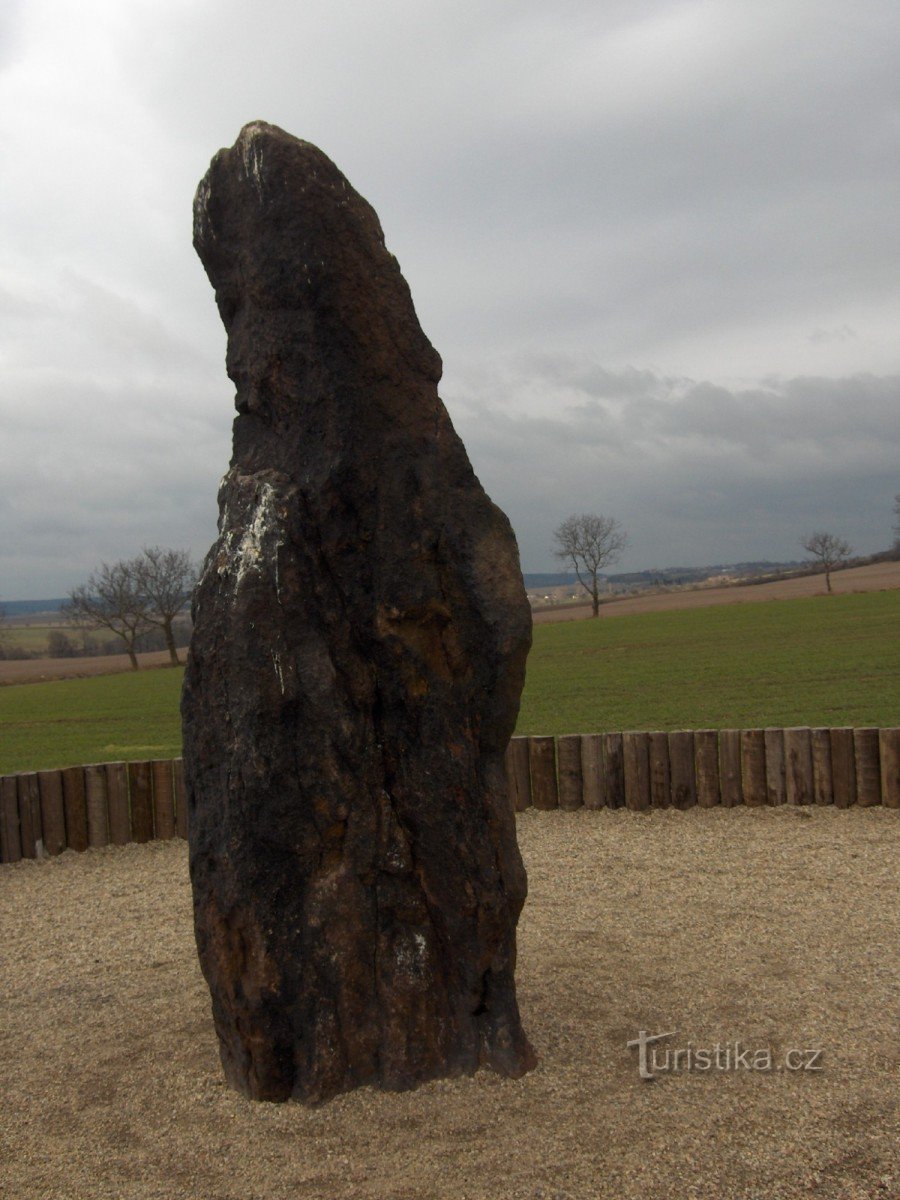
182, 122, 536, 1103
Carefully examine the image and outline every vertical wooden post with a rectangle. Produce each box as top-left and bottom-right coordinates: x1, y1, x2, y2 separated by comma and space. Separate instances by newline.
829, 728, 856, 808
27, 774, 44, 855
85, 764, 110, 848
580, 734, 604, 809
623, 732, 651, 811
648, 732, 670, 808
152, 760, 177, 839
694, 730, 720, 807
15, 774, 40, 858
38, 770, 66, 855
528, 737, 559, 811
62, 766, 89, 851
740, 730, 767, 806
854, 728, 881, 807
18, 774, 43, 858
106, 762, 131, 845
810, 729, 833, 805
174, 758, 189, 839
879, 729, 900, 809
719, 729, 743, 807
0, 776, 22, 863
128, 760, 154, 842
556, 735, 583, 810
503, 741, 518, 814
785, 728, 814, 805
668, 731, 696, 809
764, 728, 786, 805
602, 734, 625, 808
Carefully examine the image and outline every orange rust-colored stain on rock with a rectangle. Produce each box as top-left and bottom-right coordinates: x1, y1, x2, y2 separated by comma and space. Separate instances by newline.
201, 897, 281, 1006
376, 599, 457, 683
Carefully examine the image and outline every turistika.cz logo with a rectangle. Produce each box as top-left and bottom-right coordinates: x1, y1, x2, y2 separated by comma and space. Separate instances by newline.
626, 1030, 824, 1081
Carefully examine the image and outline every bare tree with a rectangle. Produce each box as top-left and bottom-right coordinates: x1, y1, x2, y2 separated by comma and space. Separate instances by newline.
554, 513, 628, 617
800, 531, 852, 594
63, 560, 152, 669
136, 546, 196, 665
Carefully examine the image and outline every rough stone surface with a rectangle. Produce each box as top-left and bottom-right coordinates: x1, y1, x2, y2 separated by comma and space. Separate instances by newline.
182, 122, 536, 1104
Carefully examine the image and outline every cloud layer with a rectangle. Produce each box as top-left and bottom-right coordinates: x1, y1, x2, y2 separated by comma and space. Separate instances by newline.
444, 361, 899, 571
1, 1, 899, 594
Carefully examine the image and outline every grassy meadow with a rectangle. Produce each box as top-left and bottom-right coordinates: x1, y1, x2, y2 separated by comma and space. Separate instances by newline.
1, 624, 65, 654
516, 589, 898, 734
0, 590, 897, 774
0, 668, 184, 775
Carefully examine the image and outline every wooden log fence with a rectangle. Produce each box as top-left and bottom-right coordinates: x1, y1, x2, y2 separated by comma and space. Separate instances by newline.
1, 727, 898, 864
0, 758, 188, 864
504, 726, 900, 818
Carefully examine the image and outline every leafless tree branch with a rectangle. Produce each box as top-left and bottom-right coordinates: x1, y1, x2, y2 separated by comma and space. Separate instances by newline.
553, 513, 628, 617
800, 530, 852, 594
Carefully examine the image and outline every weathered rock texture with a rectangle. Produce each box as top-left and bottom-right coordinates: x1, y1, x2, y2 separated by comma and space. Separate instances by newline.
182, 122, 536, 1103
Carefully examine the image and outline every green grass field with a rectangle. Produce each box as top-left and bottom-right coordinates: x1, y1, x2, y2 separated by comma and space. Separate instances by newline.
0, 668, 184, 775
516, 590, 898, 734
0, 591, 897, 774
1, 624, 64, 654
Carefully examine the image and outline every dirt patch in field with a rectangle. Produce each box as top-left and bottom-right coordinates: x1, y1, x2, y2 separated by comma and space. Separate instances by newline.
1, 807, 896, 1200
533, 559, 900, 623
0, 649, 179, 685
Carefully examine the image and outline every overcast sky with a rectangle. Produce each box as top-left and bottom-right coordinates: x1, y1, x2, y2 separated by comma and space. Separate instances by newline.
2, 0, 899, 598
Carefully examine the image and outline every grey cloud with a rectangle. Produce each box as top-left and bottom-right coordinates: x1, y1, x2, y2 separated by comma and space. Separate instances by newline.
808, 326, 857, 345
445, 360, 900, 572
0, 0, 27, 70
1, 1, 900, 595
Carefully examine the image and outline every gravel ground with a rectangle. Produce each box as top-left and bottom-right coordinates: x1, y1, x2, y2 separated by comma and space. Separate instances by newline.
1, 807, 897, 1200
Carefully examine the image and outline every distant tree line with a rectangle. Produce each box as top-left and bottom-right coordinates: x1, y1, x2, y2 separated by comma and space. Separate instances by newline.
0, 551, 198, 664
61, 547, 197, 668
547, 491, 898, 616
42, 620, 194, 662
0, 550, 195, 663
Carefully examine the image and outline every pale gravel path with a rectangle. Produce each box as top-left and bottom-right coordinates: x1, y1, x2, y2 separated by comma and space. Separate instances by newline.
1, 808, 897, 1200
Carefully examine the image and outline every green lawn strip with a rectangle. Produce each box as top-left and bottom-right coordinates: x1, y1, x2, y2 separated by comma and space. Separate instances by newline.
0, 667, 184, 774
0, 591, 896, 774
516, 590, 899, 734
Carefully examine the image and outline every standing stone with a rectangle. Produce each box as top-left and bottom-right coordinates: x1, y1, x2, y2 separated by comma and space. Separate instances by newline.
182, 122, 536, 1103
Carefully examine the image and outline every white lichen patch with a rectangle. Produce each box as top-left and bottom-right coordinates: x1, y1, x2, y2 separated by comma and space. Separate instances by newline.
193, 173, 215, 244
239, 127, 266, 201
271, 649, 285, 695
218, 479, 285, 592
394, 929, 429, 982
